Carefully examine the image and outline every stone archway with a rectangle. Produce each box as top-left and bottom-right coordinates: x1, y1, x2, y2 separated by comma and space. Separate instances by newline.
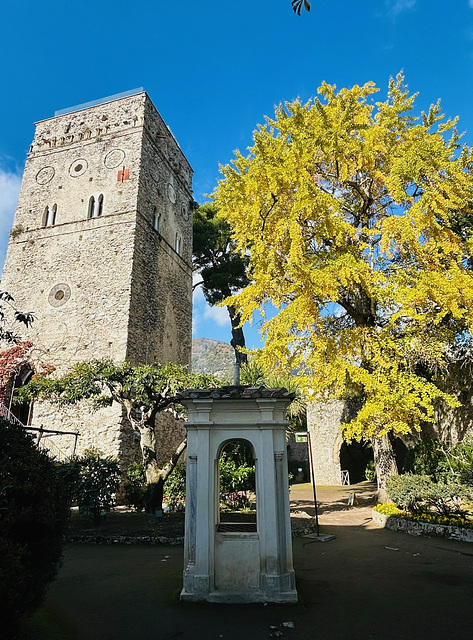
217, 439, 256, 530
307, 398, 369, 486
339, 439, 374, 484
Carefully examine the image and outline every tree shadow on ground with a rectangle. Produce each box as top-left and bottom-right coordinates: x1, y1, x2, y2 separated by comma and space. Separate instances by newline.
19, 482, 473, 640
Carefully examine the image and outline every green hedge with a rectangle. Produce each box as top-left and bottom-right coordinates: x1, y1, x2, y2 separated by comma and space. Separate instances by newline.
0, 418, 70, 632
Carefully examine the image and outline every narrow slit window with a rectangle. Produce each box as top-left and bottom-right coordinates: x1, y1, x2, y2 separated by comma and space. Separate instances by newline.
153, 207, 161, 232
175, 233, 182, 255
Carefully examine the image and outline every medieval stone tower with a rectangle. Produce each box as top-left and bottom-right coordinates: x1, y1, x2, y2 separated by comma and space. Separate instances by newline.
1, 89, 193, 462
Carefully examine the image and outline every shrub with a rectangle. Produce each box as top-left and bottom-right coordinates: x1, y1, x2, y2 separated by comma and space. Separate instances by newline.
164, 466, 186, 511
365, 460, 377, 482
0, 418, 70, 632
447, 439, 473, 486
386, 474, 432, 514
424, 481, 473, 518
387, 473, 473, 519
124, 463, 188, 513
123, 461, 147, 512
55, 457, 81, 508
219, 457, 255, 496
74, 448, 121, 523
9, 224, 24, 239
217, 441, 256, 509
403, 440, 446, 479
404, 438, 473, 485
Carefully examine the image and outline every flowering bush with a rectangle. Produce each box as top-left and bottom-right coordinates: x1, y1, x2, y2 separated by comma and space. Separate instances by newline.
374, 502, 473, 530
387, 473, 473, 519
223, 491, 251, 510
0, 341, 33, 405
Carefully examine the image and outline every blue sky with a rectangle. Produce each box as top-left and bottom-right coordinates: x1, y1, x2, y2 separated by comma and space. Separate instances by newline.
1, 0, 473, 351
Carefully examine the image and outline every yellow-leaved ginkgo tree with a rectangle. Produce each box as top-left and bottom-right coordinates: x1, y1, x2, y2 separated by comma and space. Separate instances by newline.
214, 74, 473, 495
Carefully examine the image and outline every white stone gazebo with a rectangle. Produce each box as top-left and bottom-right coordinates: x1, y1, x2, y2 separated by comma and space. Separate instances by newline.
178, 386, 298, 604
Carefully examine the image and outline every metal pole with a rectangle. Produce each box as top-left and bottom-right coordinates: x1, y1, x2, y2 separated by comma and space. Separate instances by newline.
233, 362, 241, 386
307, 430, 320, 537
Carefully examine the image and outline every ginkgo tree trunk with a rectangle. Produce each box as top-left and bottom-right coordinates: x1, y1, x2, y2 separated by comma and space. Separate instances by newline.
214, 73, 473, 497
17, 361, 217, 514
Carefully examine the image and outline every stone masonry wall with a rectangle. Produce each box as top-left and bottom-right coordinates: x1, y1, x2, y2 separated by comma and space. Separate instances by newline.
307, 400, 345, 485
2, 212, 136, 367
14, 94, 145, 233
126, 214, 192, 366
137, 95, 193, 268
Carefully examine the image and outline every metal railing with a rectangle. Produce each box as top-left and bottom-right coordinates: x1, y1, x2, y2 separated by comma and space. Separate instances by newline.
0, 402, 25, 428
36, 433, 72, 461
1, 401, 79, 460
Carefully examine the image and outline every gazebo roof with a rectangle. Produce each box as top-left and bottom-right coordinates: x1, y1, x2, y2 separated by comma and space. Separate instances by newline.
177, 385, 295, 401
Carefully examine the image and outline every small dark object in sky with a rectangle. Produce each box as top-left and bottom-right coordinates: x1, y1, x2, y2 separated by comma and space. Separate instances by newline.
292, 0, 311, 16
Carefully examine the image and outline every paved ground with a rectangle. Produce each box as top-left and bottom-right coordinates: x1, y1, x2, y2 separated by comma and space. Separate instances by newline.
19, 483, 473, 640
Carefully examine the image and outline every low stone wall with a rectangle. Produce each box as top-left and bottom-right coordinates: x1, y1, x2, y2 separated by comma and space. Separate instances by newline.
66, 534, 183, 545
372, 509, 473, 543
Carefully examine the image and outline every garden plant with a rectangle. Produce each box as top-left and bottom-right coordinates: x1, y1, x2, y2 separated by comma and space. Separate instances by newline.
0, 418, 70, 633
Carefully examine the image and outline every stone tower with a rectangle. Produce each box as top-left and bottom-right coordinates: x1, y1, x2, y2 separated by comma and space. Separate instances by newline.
1, 89, 193, 462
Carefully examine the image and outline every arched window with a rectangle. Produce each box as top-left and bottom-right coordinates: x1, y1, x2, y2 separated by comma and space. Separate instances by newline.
217, 439, 256, 532
88, 196, 95, 218
153, 207, 161, 232
96, 194, 104, 217
88, 195, 104, 219
10, 366, 34, 425
43, 204, 57, 227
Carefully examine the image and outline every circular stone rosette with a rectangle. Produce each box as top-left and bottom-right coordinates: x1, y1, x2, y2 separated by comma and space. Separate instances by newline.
36, 166, 55, 185
104, 149, 126, 169
69, 158, 88, 177
180, 202, 190, 220
48, 283, 71, 307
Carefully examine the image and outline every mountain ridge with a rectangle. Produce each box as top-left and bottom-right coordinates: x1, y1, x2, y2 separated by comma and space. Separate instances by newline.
191, 337, 234, 379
